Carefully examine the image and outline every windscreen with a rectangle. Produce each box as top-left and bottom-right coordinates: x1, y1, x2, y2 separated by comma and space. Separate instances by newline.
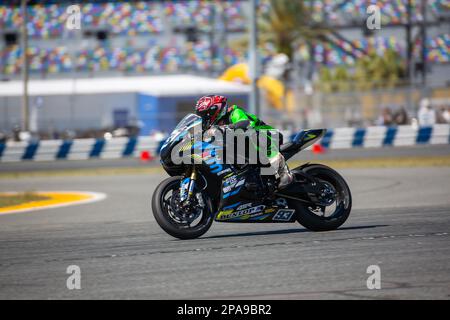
161, 114, 202, 151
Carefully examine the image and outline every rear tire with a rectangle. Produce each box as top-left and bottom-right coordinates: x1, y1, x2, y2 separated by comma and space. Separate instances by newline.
291, 164, 352, 231
152, 176, 213, 240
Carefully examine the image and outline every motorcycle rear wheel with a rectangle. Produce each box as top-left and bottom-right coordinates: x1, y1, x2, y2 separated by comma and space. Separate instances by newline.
291, 164, 352, 231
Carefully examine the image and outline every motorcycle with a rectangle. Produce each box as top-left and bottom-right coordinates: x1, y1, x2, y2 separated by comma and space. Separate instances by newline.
152, 113, 352, 240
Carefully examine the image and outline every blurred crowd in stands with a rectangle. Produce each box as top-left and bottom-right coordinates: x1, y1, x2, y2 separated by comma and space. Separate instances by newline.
1, 1, 447, 38
0, 1, 449, 76
1, 41, 247, 75
0, 1, 247, 38
307, 0, 448, 25
299, 34, 449, 66
2, 2, 161, 38
1, 34, 448, 75
376, 100, 450, 127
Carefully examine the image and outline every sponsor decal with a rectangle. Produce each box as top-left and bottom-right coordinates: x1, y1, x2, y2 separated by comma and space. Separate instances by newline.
218, 204, 265, 220
223, 177, 245, 193
275, 198, 288, 207
235, 179, 246, 187
236, 202, 253, 210
272, 209, 295, 221
223, 175, 237, 193
217, 209, 233, 217
223, 175, 237, 185
217, 168, 232, 176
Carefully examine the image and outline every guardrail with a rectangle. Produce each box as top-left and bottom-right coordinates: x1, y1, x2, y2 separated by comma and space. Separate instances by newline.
316, 124, 450, 149
0, 136, 162, 162
0, 124, 449, 162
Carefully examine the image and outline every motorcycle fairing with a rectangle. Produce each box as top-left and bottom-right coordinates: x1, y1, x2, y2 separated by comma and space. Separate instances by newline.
215, 200, 296, 223
281, 129, 326, 161
215, 170, 296, 223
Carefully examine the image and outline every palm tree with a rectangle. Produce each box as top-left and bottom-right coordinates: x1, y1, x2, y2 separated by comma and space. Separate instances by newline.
258, 0, 330, 60
229, 1, 330, 62
319, 48, 406, 92
354, 48, 406, 90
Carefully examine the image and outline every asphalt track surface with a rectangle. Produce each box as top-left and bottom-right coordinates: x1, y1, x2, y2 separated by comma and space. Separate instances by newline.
1, 160, 450, 299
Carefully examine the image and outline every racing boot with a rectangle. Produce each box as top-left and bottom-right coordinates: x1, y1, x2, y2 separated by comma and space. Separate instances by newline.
277, 162, 294, 190
272, 154, 294, 190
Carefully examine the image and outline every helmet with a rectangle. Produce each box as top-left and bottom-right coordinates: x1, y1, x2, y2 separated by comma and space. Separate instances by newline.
195, 95, 228, 129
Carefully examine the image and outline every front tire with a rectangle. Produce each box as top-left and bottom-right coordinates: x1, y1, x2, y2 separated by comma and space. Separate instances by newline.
291, 164, 352, 231
152, 176, 213, 239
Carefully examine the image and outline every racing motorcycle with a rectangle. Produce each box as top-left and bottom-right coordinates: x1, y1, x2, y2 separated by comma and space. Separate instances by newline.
152, 113, 352, 239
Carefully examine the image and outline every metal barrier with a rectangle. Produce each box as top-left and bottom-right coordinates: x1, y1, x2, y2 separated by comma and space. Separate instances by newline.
0, 125, 449, 162
0, 136, 161, 162
317, 124, 450, 149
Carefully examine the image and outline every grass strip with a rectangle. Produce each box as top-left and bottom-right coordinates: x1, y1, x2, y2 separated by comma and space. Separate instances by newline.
0, 192, 51, 208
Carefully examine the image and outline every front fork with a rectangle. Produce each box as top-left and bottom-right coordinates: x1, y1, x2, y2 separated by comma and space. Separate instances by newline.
180, 168, 197, 203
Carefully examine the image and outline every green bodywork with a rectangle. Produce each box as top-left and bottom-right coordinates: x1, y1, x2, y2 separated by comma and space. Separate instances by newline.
228, 105, 274, 130
227, 105, 279, 158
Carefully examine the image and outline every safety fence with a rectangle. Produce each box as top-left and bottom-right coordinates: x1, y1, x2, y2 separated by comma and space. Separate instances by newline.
317, 124, 450, 149
0, 124, 449, 162
0, 136, 160, 162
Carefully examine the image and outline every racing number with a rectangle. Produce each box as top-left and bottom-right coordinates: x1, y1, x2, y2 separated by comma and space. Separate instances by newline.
272, 209, 295, 221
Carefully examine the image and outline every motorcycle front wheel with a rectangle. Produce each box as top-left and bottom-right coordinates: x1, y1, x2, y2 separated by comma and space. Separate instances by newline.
291, 164, 352, 231
152, 176, 214, 240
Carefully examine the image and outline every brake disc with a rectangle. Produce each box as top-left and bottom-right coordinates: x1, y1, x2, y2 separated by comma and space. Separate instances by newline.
169, 191, 203, 224
317, 180, 337, 206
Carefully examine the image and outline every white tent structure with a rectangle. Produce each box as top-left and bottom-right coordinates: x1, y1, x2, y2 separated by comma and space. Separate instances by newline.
0, 75, 250, 97
0, 75, 250, 134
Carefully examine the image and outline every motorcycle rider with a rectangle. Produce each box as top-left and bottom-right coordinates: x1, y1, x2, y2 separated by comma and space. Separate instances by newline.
194, 95, 294, 190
